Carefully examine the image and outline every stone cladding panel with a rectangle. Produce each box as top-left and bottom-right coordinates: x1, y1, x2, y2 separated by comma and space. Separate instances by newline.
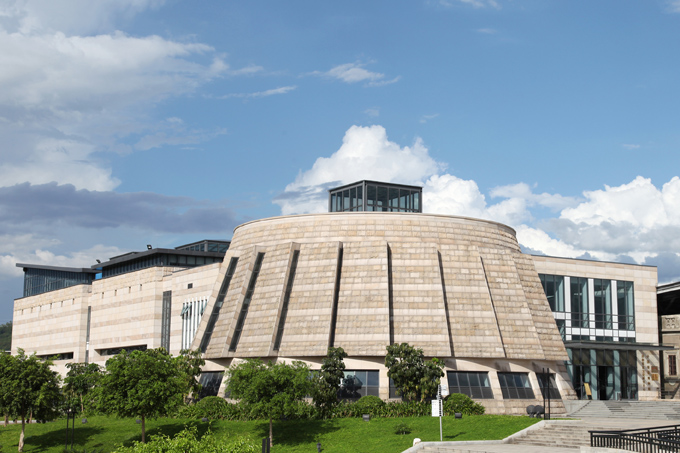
513, 254, 568, 361
439, 244, 505, 358
230, 242, 291, 357
333, 241, 390, 356
276, 242, 339, 356
390, 242, 451, 357
478, 249, 544, 359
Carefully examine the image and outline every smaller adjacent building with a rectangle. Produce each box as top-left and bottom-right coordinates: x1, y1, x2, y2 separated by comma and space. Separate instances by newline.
533, 256, 663, 402
657, 281, 680, 398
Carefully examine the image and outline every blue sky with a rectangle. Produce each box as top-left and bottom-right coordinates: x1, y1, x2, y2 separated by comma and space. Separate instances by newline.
3, 0, 680, 323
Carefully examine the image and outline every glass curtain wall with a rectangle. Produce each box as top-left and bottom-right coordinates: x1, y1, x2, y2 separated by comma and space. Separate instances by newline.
568, 348, 637, 400
571, 277, 589, 329
329, 181, 422, 213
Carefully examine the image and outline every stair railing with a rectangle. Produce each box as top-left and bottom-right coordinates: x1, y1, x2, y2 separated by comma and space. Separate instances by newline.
591, 425, 680, 452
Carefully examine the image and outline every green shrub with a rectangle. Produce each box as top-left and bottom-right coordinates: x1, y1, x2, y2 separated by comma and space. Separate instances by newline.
393, 422, 411, 435
175, 397, 246, 421
352, 395, 385, 416
443, 393, 485, 416
380, 400, 429, 418
113, 425, 258, 453
195, 397, 231, 419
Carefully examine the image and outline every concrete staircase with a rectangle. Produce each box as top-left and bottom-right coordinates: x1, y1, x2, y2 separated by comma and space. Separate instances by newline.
568, 400, 680, 419
413, 422, 601, 452
507, 422, 597, 449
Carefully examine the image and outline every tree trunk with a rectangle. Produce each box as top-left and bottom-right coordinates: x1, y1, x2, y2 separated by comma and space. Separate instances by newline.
27, 410, 32, 424
18, 416, 25, 452
269, 417, 273, 447
141, 415, 146, 443
80, 394, 84, 413
3, 413, 7, 427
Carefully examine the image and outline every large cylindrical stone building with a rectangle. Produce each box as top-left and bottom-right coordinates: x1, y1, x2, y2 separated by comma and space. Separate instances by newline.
194, 212, 574, 414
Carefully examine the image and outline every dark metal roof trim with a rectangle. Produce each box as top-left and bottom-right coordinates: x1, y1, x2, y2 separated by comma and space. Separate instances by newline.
565, 341, 675, 351
658, 281, 680, 294
328, 180, 423, 193
92, 248, 225, 269
15, 263, 98, 274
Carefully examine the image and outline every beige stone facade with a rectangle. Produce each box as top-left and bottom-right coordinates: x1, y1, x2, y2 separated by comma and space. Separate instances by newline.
532, 256, 660, 401
13, 263, 221, 375
13, 212, 662, 414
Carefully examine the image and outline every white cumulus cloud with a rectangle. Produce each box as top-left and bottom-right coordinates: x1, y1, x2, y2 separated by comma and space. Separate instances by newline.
275, 125, 680, 282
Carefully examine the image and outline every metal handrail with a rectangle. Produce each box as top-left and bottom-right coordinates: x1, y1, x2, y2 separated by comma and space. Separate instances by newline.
591, 425, 680, 452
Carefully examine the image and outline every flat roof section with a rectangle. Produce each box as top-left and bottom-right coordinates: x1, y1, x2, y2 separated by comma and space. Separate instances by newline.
16, 263, 98, 274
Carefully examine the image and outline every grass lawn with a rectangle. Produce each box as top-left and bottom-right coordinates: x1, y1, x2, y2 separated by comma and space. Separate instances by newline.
0, 415, 540, 453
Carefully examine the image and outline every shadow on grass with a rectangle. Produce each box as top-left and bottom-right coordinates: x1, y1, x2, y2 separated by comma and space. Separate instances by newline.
249, 419, 341, 447
15, 425, 106, 452
444, 431, 466, 440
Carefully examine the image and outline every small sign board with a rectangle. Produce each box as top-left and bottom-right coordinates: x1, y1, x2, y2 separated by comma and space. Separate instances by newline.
440, 381, 449, 397
431, 399, 442, 417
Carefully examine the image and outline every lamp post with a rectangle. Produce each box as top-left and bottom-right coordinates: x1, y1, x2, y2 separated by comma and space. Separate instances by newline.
64, 407, 75, 451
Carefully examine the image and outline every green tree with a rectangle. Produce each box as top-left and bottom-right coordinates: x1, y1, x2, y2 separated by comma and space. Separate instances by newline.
1, 349, 62, 451
312, 347, 347, 418
384, 342, 444, 402
97, 348, 187, 443
0, 321, 11, 351
0, 352, 13, 427
226, 359, 312, 446
176, 349, 205, 402
64, 362, 103, 413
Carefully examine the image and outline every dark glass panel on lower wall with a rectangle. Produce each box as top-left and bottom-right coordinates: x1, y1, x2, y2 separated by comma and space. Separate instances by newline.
97, 344, 147, 356
198, 372, 224, 399
446, 371, 494, 399
37, 352, 74, 361
339, 370, 379, 399
537, 373, 561, 400
498, 372, 535, 399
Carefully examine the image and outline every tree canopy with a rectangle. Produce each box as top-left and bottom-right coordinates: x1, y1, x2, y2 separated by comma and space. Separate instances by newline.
64, 362, 103, 413
384, 342, 444, 402
97, 348, 192, 443
0, 321, 11, 351
226, 359, 311, 446
312, 347, 347, 419
0, 350, 62, 452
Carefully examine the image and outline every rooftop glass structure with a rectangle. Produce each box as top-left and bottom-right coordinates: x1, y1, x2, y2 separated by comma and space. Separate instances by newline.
176, 240, 230, 253
328, 180, 422, 213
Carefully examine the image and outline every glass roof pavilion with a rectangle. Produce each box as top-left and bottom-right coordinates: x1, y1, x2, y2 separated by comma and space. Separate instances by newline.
328, 180, 422, 213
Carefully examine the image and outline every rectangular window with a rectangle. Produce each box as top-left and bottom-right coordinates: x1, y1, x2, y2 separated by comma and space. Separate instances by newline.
593, 279, 612, 329
37, 352, 74, 361
200, 257, 239, 353
539, 274, 565, 312
198, 371, 224, 399
570, 277, 589, 329
669, 355, 677, 376
377, 186, 388, 211
273, 250, 300, 351
536, 373, 561, 400
229, 253, 265, 352
161, 290, 172, 351
339, 370, 379, 399
367, 185, 376, 211
617, 281, 635, 331
98, 345, 147, 356
498, 372, 535, 399
447, 371, 494, 399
